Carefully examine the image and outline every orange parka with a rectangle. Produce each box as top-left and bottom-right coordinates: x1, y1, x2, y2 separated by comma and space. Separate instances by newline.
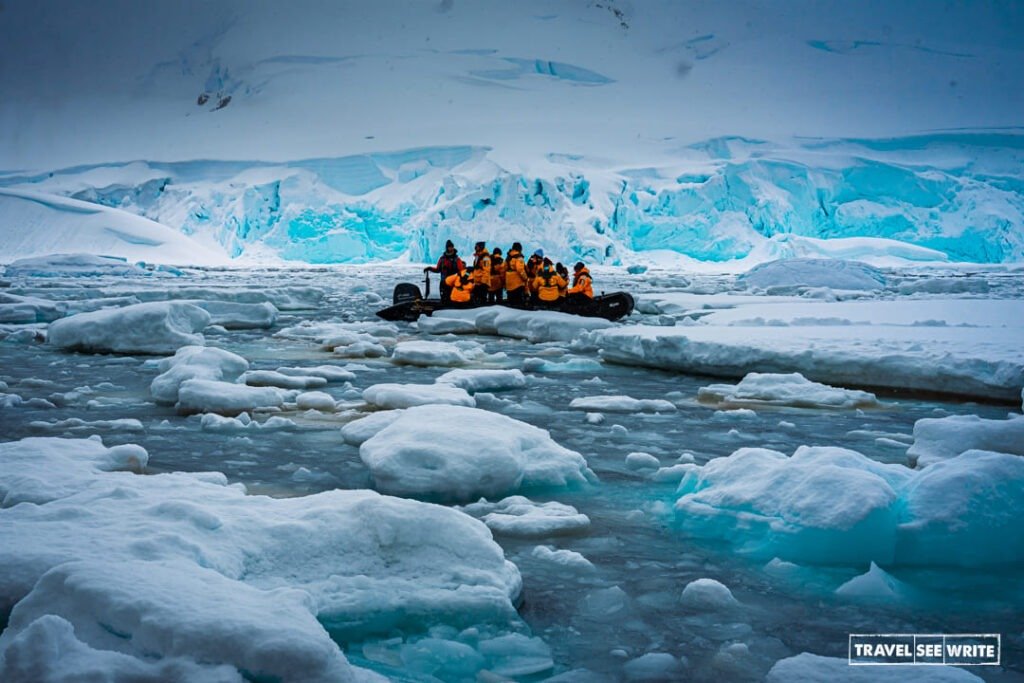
568, 267, 594, 298
504, 250, 528, 292
445, 270, 473, 303
473, 249, 491, 289
531, 268, 566, 302
489, 253, 506, 292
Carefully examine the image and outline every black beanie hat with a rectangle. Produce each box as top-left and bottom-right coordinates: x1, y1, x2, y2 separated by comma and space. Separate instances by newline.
445, 239, 454, 249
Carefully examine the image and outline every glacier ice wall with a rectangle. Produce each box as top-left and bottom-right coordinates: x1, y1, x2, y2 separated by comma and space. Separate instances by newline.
2, 134, 1022, 264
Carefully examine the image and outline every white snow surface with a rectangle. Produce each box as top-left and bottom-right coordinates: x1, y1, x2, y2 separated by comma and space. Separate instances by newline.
568, 395, 676, 413
362, 382, 475, 409
151, 345, 249, 404
907, 414, 1024, 468
459, 496, 591, 537
423, 308, 615, 344
176, 379, 285, 416
679, 578, 739, 611
435, 368, 528, 393
698, 372, 879, 409
355, 405, 596, 501
47, 301, 211, 355
0, 437, 522, 679
739, 258, 887, 291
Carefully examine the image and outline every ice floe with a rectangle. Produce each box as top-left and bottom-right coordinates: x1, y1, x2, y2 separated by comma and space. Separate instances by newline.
907, 413, 1024, 468
679, 578, 739, 611
435, 368, 527, 393
459, 496, 591, 537
422, 307, 614, 343
568, 395, 676, 413
698, 372, 879, 409
766, 652, 981, 682
176, 379, 286, 416
47, 301, 211, 355
739, 258, 886, 292
362, 382, 475, 409
243, 370, 328, 390
150, 345, 249, 404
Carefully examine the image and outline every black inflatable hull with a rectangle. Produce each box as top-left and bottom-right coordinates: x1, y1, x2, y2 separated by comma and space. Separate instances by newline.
376, 291, 635, 323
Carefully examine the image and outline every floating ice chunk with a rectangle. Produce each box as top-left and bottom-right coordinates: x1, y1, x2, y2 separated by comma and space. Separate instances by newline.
766, 653, 982, 682
679, 578, 739, 611
625, 452, 661, 470
0, 437, 147, 507
391, 340, 476, 367
711, 408, 758, 421
417, 316, 479, 334
243, 370, 328, 390
47, 302, 211, 355
531, 545, 595, 571
276, 365, 357, 383
740, 258, 886, 291
569, 395, 676, 413
907, 413, 1024, 468
435, 368, 527, 393
191, 300, 278, 329
835, 562, 911, 601
522, 357, 604, 374
340, 410, 406, 446
397, 637, 485, 680
334, 340, 388, 358
362, 383, 475, 409
177, 379, 285, 416
0, 293, 66, 324
580, 585, 630, 619
428, 307, 614, 343
650, 464, 690, 483
0, 614, 242, 683
0, 559, 361, 683
358, 405, 595, 501
199, 413, 297, 432
28, 418, 144, 432
459, 496, 590, 537
477, 633, 554, 678
295, 391, 337, 412
896, 277, 990, 295
151, 345, 249, 404
698, 372, 879, 409
585, 412, 605, 424
622, 652, 686, 682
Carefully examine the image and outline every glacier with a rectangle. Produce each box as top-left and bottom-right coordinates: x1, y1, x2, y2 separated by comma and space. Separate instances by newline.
2, 133, 1022, 266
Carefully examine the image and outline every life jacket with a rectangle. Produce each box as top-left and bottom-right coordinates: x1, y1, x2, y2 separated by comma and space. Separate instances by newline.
436, 252, 464, 278
568, 268, 594, 298
525, 256, 541, 291
532, 268, 566, 302
473, 250, 491, 288
556, 269, 568, 298
445, 270, 473, 303
504, 250, 528, 291
489, 255, 506, 292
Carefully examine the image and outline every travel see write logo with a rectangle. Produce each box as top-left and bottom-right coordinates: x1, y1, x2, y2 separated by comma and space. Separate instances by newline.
849, 634, 1000, 666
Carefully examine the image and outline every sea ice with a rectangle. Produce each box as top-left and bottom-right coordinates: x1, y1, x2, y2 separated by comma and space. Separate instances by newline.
459, 496, 591, 537
739, 258, 886, 292
47, 301, 211, 355
435, 368, 527, 393
391, 340, 479, 367
679, 578, 740, 611
698, 372, 879, 409
176, 379, 285, 416
150, 345, 249, 404
766, 653, 982, 682
906, 413, 1024, 467
243, 370, 328, 390
362, 382, 475, 409
568, 395, 676, 413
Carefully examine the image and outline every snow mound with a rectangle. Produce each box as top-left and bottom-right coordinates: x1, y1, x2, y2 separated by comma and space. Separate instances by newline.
625, 452, 661, 470
295, 391, 338, 412
568, 395, 676, 413
363, 383, 475, 409
591, 324, 1024, 401
766, 653, 982, 682
424, 307, 614, 343
191, 300, 278, 329
907, 414, 1024, 468
739, 258, 886, 291
0, 188, 225, 266
698, 372, 879, 409
530, 546, 595, 572
151, 345, 249, 405
243, 370, 328, 390
3, 253, 154, 278
391, 340, 479, 367
0, 437, 522, 675
435, 368, 527, 393
176, 379, 285, 416
679, 578, 739, 611
355, 405, 596, 501
277, 365, 356, 383
47, 302, 211, 355
622, 652, 686, 682
459, 496, 591, 537
340, 410, 405, 446
835, 562, 911, 601
674, 446, 1024, 567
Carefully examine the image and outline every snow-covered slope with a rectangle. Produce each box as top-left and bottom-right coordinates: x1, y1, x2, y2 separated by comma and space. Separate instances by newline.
1, 1, 1021, 265
0, 188, 227, 266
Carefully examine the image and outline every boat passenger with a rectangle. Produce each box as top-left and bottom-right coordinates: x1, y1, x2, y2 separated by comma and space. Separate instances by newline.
471, 241, 491, 304
531, 258, 566, 309
488, 247, 506, 304
504, 242, 529, 307
444, 267, 474, 306
424, 239, 465, 304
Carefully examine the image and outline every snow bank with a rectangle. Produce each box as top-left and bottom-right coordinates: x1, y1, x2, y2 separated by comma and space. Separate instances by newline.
362, 383, 475, 409
458, 496, 591, 537
0, 437, 522, 678
176, 379, 285, 416
739, 258, 886, 291
151, 345, 249, 404
674, 446, 1024, 567
3, 253, 155, 278
0, 188, 226, 266
435, 368, 527, 393
47, 301, 211, 355
591, 324, 1024, 401
698, 372, 879, 409
423, 307, 614, 343
766, 653, 982, 682
907, 414, 1024, 468
355, 405, 596, 501
568, 395, 676, 413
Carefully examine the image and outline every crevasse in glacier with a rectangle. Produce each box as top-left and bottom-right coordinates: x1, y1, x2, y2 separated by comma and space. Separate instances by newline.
1, 133, 1021, 264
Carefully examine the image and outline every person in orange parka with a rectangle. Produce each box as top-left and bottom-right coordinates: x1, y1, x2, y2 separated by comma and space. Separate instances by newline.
568, 261, 594, 301
471, 241, 491, 304
531, 258, 566, 309
504, 242, 529, 307
444, 266, 474, 305
488, 247, 506, 304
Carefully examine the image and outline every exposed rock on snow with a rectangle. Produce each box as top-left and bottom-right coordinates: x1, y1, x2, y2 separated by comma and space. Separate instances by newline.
459, 496, 591, 537
354, 405, 596, 501
698, 372, 879, 409
568, 395, 676, 413
907, 413, 1024, 468
176, 379, 285, 416
151, 345, 249, 404
362, 383, 475, 409
47, 301, 211, 354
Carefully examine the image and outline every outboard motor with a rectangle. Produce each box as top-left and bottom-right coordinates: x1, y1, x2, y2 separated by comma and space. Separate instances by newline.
392, 283, 422, 305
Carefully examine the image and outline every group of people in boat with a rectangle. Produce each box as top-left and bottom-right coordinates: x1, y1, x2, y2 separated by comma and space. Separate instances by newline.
424, 240, 594, 310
